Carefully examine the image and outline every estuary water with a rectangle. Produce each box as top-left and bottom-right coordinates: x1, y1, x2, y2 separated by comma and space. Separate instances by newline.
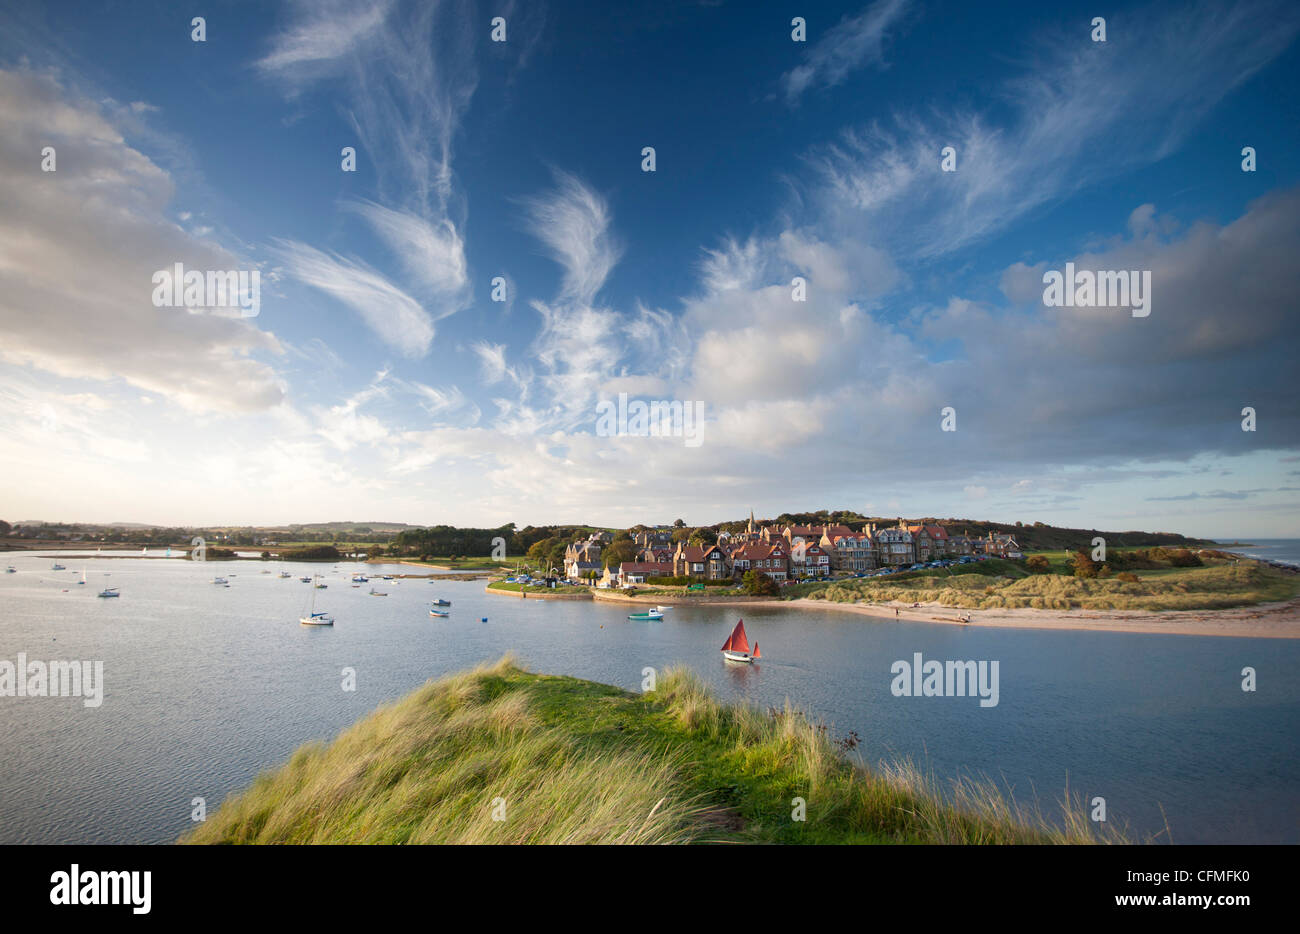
1, 552, 1297, 844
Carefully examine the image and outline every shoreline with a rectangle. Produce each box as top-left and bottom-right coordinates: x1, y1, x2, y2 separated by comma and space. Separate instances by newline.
784, 597, 1300, 639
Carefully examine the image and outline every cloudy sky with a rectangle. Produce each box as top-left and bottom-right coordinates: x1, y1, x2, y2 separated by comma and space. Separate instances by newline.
1, 0, 1298, 538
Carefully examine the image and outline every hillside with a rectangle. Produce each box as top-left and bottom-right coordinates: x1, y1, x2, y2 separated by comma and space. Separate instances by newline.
183, 657, 1125, 845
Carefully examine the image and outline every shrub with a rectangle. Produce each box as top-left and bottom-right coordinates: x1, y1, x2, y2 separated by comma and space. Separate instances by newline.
1025, 555, 1050, 574
1116, 572, 1140, 583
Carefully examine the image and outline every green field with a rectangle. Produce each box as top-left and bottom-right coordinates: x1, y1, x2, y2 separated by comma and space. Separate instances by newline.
486, 580, 591, 595
183, 657, 1125, 845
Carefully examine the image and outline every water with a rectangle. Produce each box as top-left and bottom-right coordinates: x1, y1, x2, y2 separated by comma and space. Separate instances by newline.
1, 552, 1297, 844
1216, 537, 1300, 568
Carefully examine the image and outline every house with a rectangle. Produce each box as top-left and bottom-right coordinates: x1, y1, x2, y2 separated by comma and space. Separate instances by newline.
633, 529, 673, 549
638, 546, 673, 564
788, 538, 831, 578
874, 527, 915, 566
731, 541, 789, 581
983, 532, 1022, 558
822, 530, 875, 572
563, 540, 602, 579
672, 543, 731, 580
602, 560, 674, 588
905, 523, 951, 561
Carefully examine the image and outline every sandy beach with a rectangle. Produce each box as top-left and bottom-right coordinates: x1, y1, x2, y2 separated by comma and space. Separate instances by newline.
785, 597, 1300, 639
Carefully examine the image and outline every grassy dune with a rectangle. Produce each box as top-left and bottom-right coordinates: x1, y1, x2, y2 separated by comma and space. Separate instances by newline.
797, 560, 1297, 612
184, 657, 1128, 845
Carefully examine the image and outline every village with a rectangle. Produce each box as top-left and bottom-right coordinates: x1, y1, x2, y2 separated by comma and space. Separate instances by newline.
560, 514, 1024, 589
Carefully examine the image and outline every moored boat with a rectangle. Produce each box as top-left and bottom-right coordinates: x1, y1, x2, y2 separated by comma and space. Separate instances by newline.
432, 598, 451, 606
628, 610, 664, 620
429, 609, 450, 618
300, 579, 334, 626
721, 619, 760, 663
97, 587, 120, 598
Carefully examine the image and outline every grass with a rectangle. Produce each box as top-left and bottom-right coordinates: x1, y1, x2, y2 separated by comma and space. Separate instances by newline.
798, 559, 1297, 611
183, 656, 1130, 845
487, 580, 591, 595
401, 556, 507, 570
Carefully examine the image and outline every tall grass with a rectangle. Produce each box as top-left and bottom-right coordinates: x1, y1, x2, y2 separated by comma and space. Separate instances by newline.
804, 561, 1296, 611
184, 657, 706, 844
186, 658, 1132, 845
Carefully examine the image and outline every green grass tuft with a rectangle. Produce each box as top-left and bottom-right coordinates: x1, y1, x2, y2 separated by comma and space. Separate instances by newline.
184, 657, 1132, 845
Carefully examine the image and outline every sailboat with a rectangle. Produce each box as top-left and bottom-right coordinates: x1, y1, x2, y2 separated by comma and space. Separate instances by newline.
79, 570, 87, 585
300, 577, 334, 626
279, 570, 292, 579
721, 619, 761, 663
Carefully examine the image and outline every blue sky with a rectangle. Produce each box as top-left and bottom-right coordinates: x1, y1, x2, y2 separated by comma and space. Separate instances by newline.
1, 0, 1298, 538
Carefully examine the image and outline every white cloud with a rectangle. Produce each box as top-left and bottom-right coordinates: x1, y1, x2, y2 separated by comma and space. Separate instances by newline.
0, 69, 285, 415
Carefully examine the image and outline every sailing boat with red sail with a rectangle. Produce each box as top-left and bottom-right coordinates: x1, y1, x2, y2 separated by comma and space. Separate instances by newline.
721, 619, 761, 663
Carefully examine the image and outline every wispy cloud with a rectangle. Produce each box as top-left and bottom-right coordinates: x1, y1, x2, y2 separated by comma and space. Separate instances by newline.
523, 171, 622, 307
809, 0, 1300, 257
781, 0, 912, 103
273, 240, 434, 356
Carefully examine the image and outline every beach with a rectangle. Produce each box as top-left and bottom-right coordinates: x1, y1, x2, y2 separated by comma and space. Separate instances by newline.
785, 596, 1300, 639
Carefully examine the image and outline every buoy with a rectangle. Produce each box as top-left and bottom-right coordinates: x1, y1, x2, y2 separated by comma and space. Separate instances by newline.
481, 618, 487, 623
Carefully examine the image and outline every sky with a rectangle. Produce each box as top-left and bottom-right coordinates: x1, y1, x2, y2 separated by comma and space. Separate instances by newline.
0, 0, 1298, 539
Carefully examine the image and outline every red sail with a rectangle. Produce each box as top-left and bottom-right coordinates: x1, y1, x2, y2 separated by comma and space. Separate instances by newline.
722, 619, 750, 653
752, 642, 761, 659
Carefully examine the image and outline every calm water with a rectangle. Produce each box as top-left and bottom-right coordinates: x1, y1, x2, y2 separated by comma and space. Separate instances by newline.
1218, 537, 1300, 567
1, 552, 1297, 844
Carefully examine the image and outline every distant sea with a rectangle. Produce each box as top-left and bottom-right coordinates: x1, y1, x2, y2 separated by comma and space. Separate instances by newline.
1214, 538, 1300, 568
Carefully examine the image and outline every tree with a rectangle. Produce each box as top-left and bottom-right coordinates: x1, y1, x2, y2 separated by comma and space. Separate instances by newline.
1071, 550, 1097, 579
673, 518, 685, 528
742, 570, 779, 596
689, 527, 717, 546
1025, 555, 1050, 574
603, 540, 637, 568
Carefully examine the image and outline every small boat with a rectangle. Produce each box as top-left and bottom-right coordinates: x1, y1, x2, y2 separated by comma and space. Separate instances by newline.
351, 575, 369, 583
315, 582, 328, 589
98, 587, 120, 598
78, 570, 86, 585
429, 609, 450, 618
299, 576, 313, 583
52, 563, 66, 570
369, 588, 388, 596
5, 566, 16, 573
655, 605, 673, 612
721, 619, 760, 663
432, 598, 451, 607
300, 582, 334, 626
628, 610, 664, 620
212, 577, 229, 585
279, 571, 292, 579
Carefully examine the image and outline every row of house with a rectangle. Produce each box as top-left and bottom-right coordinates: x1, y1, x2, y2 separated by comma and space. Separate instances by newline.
583, 515, 1022, 586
